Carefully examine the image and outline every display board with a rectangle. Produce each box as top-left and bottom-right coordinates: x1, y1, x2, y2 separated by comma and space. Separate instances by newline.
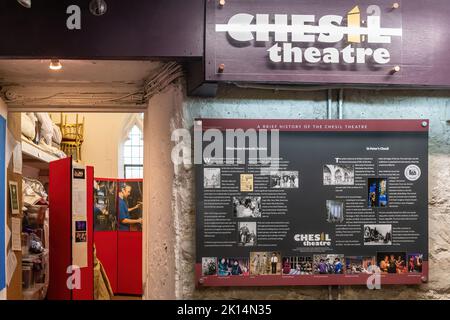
205, 0, 450, 87
195, 119, 428, 286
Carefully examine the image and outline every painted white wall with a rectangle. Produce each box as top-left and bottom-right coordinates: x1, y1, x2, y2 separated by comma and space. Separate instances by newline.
50, 113, 132, 178
0, 98, 7, 300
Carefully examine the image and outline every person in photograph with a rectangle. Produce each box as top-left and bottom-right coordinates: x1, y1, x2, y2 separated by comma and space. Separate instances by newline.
396, 255, 406, 273
239, 223, 249, 244
270, 252, 278, 274
118, 183, 142, 231
408, 256, 415, 273
282, 258, 291, 274
367, 262, 380, 274
380, 255, 389, 273
318, 259, 328, 274
415, 256, 423, 272
253, 253, 265, 275
388, 254, 397, 273
334, 257, 343, 274
218, 258, 229, 276
231, 260, 243, 276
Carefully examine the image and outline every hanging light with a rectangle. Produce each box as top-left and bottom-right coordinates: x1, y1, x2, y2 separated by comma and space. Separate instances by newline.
49, 59, 62, 71
17, 0, 31, 8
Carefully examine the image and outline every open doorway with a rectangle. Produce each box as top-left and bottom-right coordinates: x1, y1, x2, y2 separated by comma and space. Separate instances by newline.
0, 59, 182, 300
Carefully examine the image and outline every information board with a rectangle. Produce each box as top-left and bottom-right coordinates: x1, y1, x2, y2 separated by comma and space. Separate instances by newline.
196, 119, 428, 286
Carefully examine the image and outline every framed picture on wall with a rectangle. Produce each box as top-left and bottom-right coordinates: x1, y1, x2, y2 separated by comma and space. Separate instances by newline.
9, 181, 20, 215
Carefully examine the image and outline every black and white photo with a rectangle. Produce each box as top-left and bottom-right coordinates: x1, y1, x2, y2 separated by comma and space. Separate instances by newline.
364, 224, 392, 245
326, 200, 344, 223
270, 171, 299, 188
204, 168, 221, 188
233, 196, 261, 218
323, 164, 354, 185
238, 222, 257, 246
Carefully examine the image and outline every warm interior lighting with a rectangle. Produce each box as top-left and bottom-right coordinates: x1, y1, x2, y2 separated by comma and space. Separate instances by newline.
49, 60, 62, 71
17, 0, 31, 8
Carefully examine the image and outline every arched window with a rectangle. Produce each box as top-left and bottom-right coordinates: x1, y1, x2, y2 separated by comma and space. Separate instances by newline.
123, 124, 143, 178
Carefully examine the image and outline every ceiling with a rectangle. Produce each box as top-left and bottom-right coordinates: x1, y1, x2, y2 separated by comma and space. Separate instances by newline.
0, 59, 163, 84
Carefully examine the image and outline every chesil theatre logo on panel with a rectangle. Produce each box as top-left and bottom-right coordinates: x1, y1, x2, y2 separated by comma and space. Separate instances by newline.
215, 4, 403, 65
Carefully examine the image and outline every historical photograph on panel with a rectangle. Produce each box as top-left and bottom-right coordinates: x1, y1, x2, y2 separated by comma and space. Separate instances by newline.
204, 168, 221, 189
313, 254, 345, 274
238, 222, 257, 246
407, 254, 423, 273
364, 224, 392, 245
217, 258, 250, 276
345, 256, 377, 274
202, 257, 217, 276
233, 196, 261, 218
270, 171, 299, 188
250, 252, 281, 275
240, 174, 254, 192
377, 252, 407, 274
326, 200, 344, 223
368, 178, 388, 207
282, 256, 313, 275
323, 165, 354, 185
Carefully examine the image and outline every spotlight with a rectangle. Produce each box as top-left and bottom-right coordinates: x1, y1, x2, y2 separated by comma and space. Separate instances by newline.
49, 60, 62, 71
17, 0, 31, 8
89, 0, 108, 16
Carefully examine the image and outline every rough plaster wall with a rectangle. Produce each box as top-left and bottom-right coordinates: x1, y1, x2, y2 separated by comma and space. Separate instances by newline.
144, 84, 183, 299
172, 84, 450, 300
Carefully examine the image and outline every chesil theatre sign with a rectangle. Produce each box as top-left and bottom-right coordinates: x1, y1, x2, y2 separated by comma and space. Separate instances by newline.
205, 0, 450, 87
215, 6, 402, 65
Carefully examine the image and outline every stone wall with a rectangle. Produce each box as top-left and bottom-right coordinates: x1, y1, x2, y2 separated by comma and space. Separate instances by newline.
169, 84, 450, 299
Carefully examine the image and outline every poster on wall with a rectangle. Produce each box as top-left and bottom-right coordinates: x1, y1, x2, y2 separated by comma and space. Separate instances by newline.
94, 179, 118, 231
117, 180, 143, 232
195, 119, 428, 286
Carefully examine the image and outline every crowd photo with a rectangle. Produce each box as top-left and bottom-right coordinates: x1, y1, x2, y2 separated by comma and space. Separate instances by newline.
282, 256, 313, 275
233, 196, 262, 218
217, 258, 249, 276
270, 171, 299, 188
377, 253, 407, 273
313, 254, 345, 274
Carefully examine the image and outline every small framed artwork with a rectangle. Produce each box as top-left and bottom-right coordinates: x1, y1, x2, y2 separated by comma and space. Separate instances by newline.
9, 181, 20, 215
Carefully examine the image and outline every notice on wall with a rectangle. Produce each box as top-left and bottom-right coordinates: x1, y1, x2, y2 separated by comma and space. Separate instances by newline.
11, 217, 21, 252
72, 165, 87, 268
195, 119, 428, 286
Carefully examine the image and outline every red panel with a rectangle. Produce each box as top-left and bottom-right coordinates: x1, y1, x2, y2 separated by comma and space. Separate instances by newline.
48, 158, 72, 300
117, 231, 142, 295
73, 166, 94, 300
94, 231, 118, 293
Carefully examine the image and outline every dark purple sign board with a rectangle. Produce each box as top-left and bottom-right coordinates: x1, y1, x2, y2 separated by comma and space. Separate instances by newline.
196, 119, 429, 287
205, 0, 450, 87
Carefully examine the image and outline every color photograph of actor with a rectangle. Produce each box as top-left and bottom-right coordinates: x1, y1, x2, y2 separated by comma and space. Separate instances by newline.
118, 183, 142, 231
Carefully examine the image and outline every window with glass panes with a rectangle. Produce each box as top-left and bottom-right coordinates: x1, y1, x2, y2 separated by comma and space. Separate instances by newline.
123, 125, 143, 178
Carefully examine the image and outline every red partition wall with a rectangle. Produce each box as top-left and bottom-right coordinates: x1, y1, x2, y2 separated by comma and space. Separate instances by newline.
48, 158, 72, 300
48, 159, 94, 300
117, 178, 143, 295
72, 166, 94, 300
93, 178, 119, 293
94, 232, 118, 293
118, 231, 142, 295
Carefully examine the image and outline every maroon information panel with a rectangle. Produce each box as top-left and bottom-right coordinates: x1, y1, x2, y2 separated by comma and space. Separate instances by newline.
195, 119, 428, 287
